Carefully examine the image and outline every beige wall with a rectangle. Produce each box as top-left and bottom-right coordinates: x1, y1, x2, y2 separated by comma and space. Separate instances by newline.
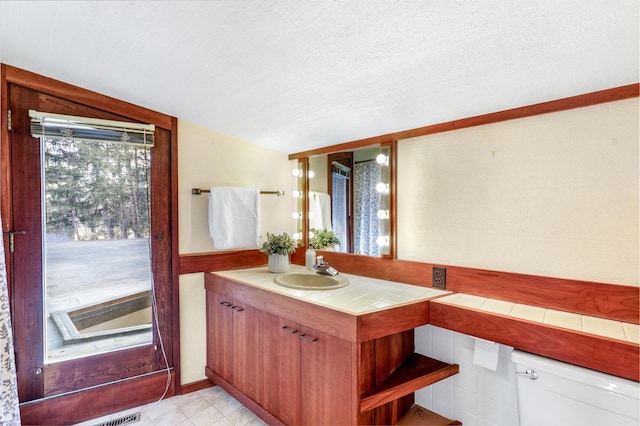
309, 155, 328, 193
179, 120, 295, 254
178, 98, 639, 385
398, 98, 639, 286
178, 120, 296, 384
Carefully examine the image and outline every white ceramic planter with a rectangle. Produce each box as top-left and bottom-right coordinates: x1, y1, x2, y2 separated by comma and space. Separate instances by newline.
268, 254, 289, 273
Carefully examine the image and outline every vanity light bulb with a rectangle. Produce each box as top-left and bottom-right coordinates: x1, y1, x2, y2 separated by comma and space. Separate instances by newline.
292, 190, 302, 198
308, 231, 315, 239
292, 232, 302, 240
308, 170, 315, 179
376, 153, 388, 165
375, 182, 389, 193
292, 212, 302, 220
377, 210, 389, 220
376, 236, 389, 247
292, 169, 302, 177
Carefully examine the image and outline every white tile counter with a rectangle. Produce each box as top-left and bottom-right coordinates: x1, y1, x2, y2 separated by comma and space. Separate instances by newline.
212, 265, 450, 315
433, 293, 640, 344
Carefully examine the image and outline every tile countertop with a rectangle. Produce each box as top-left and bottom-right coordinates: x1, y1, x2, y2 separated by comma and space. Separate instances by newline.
212, 265, 451, 316
213, 267, 639, 345
432, 293, 640, 345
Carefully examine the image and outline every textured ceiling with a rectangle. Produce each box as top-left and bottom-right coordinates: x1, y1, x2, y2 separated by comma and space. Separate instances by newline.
0, 1, 637, 153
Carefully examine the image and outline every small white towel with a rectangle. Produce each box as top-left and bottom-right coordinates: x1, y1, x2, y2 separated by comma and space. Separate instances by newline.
208, 186, 260, 250
309, 191, 332, 231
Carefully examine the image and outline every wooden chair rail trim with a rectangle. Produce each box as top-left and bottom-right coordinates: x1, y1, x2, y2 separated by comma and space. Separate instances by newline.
288, 83, 639, 159
182, 250, 638, 324
179, 249, 266, 274
445, 266, 639, 324
429, 302, 639, 382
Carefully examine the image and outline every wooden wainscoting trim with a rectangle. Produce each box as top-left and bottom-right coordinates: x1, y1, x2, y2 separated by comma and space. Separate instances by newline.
315, 252, 430, 285
444, 266, 639, 324
179, 250, 267, 274
182, 249, 638, 324
314, 251, 639, 324
429, 302, 639, 382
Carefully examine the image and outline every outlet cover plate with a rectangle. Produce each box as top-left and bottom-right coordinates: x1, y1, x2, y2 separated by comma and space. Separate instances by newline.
433, 267, 446, 289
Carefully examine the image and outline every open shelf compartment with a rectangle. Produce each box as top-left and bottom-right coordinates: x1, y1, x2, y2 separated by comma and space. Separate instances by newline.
360, 353, 459, 413
398, 404, 462, 425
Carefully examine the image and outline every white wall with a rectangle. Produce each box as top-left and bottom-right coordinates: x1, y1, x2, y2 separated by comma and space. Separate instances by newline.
415, 325, 519, 426
178, 120, 295, 384
398, 98, 638, 286
404, 99, 638, 425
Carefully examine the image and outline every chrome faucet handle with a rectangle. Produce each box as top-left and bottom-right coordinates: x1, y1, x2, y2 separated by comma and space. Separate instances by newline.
314, 261, 339, 276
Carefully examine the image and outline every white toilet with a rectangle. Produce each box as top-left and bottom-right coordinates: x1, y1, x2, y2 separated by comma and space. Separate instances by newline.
512, 350, 640, 426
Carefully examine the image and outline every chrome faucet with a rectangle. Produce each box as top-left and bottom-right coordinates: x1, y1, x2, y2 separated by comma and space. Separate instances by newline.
314, 257, 339, 276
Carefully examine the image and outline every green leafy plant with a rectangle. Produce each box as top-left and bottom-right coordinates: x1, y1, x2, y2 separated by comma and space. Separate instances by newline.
310, 228, 340, 250
260, 232, 297, 256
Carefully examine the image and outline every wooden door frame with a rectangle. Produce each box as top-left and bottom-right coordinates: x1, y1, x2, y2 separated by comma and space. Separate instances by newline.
327, 152, 354, 253
1, 64, 180, 425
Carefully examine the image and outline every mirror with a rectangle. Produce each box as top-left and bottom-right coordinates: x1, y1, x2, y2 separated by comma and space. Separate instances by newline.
302, 142, 395, 257
291, 158, 307, 246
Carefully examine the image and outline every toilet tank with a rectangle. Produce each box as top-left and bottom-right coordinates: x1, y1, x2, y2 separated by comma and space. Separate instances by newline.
512, 350, 639, 426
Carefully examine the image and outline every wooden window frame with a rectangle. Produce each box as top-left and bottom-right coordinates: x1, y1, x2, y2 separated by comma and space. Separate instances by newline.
1, 64, 180, 425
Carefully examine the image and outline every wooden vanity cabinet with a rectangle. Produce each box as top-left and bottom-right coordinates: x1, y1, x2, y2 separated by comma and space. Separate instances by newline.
261, 312, 355, 425
261, 312, 301, 424
206, 291, 263, 403
205, 272, 459, 425
299, 324, 354, 425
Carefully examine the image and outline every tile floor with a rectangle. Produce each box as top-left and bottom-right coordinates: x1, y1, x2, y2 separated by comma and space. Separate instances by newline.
74, 385, 267, 426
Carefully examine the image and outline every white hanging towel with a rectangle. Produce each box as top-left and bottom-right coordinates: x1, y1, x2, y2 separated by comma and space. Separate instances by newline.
309, 191, 332, 231
208, 186, 260, 250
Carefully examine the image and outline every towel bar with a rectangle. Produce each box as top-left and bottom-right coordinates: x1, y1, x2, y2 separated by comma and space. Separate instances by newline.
192, 188, 284, 196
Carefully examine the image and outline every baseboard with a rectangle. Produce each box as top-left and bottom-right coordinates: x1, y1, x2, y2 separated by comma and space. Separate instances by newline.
180, 378, 215, 394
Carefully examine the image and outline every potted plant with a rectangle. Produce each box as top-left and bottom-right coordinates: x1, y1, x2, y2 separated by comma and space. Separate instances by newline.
310, 228, 341, 250
260, 232, 297, 273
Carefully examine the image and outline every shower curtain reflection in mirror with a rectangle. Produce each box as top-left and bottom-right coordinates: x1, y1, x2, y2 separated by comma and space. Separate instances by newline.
353, 160, 381, 256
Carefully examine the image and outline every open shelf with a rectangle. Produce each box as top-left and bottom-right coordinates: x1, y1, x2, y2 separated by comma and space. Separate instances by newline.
360, 353, 459, 413
398, 405, 462, 426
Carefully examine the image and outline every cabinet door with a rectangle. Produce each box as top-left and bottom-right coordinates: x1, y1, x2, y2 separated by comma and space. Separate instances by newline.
300, 325, 355, 425
262, 312, 301, 425
206, 291, 234, 380
231, 302, 263, 403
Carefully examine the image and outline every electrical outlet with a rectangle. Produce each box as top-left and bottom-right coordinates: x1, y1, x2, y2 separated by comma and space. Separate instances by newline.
433, 267, 446, 289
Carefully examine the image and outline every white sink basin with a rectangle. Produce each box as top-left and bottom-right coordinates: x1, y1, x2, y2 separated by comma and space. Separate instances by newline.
274, 272, 349, 290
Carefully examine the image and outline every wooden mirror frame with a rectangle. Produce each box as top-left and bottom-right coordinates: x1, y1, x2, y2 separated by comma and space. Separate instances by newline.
289, 140, 397, 259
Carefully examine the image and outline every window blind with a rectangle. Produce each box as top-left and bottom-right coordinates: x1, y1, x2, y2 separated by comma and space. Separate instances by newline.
29, 110, 155, 148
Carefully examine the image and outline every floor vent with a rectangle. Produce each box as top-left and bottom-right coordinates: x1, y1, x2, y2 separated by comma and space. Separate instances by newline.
95, 412, 141, 426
